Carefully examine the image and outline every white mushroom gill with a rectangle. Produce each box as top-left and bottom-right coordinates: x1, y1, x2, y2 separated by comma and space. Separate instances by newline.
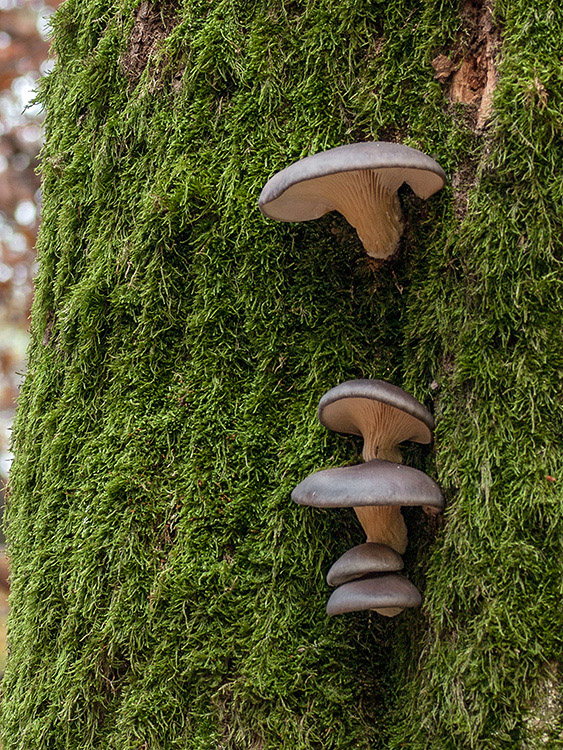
351, 401, 424, 462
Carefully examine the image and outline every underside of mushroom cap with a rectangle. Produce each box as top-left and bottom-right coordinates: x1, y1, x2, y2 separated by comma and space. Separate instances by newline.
326, 574, 421, 616
318, 379, 434, 447
258, 142, 446, 259
291, 459, 444, 510
258, 142, 446, 219
327, 543, 403, 587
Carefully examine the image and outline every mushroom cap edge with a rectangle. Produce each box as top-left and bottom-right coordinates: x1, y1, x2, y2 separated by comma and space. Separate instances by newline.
258, 141, 447, 220
291, 459, 444, 509
326, 542, 404, 587
326, 574, 421, 616
317, 379, 434, 441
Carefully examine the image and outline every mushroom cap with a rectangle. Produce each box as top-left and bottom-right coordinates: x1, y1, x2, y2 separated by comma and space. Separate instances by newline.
258, 142, 446, 222
327, 543, 403, 587
318, 379, 434, 444
291, 459, 444, 510
326, 574, 421, 616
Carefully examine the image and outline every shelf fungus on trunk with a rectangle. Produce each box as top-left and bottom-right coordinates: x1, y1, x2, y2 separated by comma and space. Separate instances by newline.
291, 378, 444, 618
326, 542, 404, 587
326, 574, 422, 618
316, 379, 441, 555
258, 141, 446, 259
325, 544, 417, 618
292, 459, 443, 554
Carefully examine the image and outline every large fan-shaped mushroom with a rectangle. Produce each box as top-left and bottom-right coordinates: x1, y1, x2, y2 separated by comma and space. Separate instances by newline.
259, 142, 446, 259
291, 458, 443, 553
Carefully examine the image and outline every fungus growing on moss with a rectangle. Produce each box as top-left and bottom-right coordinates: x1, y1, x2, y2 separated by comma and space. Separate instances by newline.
291, 380, 443, 617
291, 458, 443, 554
326, 542, 403, 587
326, 574, 422, 618
316, 379, 437, 554
258, 142, 446, 259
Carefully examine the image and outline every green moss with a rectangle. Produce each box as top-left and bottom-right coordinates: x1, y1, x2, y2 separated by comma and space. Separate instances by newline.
1, 0, 562, 747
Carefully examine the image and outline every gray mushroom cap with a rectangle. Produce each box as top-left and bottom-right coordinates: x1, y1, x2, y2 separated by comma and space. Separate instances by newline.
327, 543, 403, 587
326, 574, 421, 616
318, 379, 434, 445
258, 142, 446, 222
291, 459, 444, 510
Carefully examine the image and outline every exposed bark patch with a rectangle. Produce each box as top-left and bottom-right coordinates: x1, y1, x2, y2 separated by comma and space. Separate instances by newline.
523, 664, 563, 746
42, 310, 54, 347
121, 0, 180, 86
431, 0, 500, 130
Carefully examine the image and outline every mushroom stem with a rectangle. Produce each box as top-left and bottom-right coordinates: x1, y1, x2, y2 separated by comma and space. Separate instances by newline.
362, 444, 402, 464
354, 443, 407, 554
354, 506, 407, 554
332, 170, 404, 259
375, 606, 404, 618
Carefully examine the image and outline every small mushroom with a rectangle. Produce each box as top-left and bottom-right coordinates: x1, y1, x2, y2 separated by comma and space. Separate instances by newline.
291, 458, 443, 553
258, 142, 446, 259
317, 379, 435, 554
326, 542, 403, 587
326, 574, 421, 618
318, 379, 434, 462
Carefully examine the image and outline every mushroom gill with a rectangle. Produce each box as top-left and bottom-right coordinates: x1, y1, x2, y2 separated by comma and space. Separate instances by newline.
317, 380, 435, 555
258, 141, 446, 259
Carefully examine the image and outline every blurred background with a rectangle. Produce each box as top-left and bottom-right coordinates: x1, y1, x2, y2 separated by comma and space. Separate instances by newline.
0, 0, 57, 672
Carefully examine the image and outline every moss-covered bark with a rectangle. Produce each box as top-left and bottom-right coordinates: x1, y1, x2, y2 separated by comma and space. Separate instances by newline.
1, 0, 562, 747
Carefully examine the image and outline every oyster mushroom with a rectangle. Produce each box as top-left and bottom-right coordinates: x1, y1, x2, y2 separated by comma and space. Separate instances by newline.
291, 458, 443, 554
326, 542, 404, 587
316, 379, 436, 554
326, 574, 422, 618
258, 142, 446, 259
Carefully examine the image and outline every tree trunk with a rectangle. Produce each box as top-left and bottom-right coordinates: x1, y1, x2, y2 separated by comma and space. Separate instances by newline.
2, 0, 562, 748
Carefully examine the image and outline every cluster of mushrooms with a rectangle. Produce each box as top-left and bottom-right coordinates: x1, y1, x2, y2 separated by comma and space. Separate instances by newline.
258, 142, 446, 617
292, 380, 444, 617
